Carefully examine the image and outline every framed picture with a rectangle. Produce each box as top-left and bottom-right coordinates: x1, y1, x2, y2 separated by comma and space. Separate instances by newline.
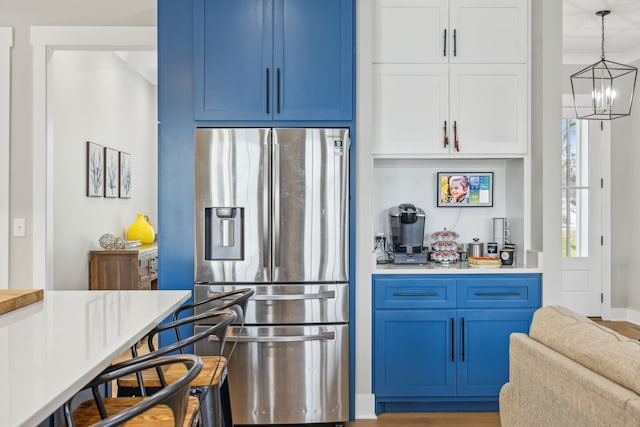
437, 172, 494, 207
119, 151, 132, 198
86, 141, 104, 197
104, 147, 119, 198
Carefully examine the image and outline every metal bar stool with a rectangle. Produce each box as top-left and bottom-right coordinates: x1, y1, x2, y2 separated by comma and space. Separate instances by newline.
63, 354, 203, 427
116, 308, 239, 427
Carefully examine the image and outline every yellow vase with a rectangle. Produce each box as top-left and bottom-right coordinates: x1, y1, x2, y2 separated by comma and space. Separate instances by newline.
127, 213, 155, 244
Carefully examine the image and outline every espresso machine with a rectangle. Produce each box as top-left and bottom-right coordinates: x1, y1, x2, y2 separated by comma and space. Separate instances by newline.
389, 203, 428, 264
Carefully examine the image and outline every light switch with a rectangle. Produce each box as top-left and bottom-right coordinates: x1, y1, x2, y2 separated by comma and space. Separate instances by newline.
13, 218, 26, 237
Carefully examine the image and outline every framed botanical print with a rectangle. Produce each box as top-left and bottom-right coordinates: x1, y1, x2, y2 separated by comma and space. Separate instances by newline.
119, 151, 132, 198
104, 147, 119, 198
87, 141, 104, 197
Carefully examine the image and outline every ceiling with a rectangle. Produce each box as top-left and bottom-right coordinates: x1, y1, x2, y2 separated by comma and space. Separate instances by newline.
564, 0, 640, 64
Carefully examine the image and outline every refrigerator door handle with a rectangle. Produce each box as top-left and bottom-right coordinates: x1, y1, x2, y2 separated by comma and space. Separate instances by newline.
263, 135, 271, 276
249, 290, 336, 301
272, 139, 281, 270
207, 290, 335, 301
226, 331, 335, 343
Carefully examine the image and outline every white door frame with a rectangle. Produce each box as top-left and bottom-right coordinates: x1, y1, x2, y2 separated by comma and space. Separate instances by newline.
31, 26, 156, 290
0, 28, 12, 290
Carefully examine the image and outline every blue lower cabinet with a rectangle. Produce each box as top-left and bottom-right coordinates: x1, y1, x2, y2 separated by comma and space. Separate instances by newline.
456, 308, 534, 397
372, 274, 541, 413
374, 309, 457, 397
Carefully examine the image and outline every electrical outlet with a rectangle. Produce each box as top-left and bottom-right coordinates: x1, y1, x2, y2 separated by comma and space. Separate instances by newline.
13, 218, 26, 237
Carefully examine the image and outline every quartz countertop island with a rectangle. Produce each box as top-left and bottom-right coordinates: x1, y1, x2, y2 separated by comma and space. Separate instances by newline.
0, 289, 190, 427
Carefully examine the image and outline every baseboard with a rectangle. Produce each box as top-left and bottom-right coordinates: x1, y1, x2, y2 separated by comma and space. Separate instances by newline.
625, 308, 640, 324
604, 307, 640, 324
355, 393, 377, 419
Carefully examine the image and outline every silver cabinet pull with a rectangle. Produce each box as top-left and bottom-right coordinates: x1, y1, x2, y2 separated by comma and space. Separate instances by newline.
227, 332, 335, 343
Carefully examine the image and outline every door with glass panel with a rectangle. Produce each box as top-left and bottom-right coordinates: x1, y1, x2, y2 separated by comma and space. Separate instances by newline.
561, 113, 605, 316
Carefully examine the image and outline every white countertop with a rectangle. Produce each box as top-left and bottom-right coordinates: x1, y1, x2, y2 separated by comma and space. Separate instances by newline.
374, 261, 542, 274
0, 290, 190, 427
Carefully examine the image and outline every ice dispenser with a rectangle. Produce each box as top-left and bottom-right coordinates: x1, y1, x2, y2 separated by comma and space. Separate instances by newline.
204, 207, 244, 260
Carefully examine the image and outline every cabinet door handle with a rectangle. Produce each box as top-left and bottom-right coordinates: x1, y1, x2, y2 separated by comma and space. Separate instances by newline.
450, 317, 455, 362
461, 317, 465, 362
443, 121, 449, 148
392, 292, 439, 297
453, 29, 457, 57
276, 67, 281, 114
474, 292, 521, 297
443, 29, 447, 57
453, 121, 459, 152
266, 68, 270, 114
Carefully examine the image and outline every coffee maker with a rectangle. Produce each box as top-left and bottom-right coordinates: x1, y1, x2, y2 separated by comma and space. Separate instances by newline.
389, 203, 428, 264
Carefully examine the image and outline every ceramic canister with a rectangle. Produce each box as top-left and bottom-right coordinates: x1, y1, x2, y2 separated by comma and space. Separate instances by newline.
500, 248, 514, 265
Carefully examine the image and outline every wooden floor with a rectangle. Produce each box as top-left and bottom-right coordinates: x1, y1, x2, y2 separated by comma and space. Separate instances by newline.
346, 412, 501, 427
591, 317, 640, 340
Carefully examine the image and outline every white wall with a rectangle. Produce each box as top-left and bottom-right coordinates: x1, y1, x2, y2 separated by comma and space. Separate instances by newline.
50, 50, 157, 290
0, 0, 155, 287
531, 0, 562, 305
610, 58, 640, 313
0, 28, 12, 289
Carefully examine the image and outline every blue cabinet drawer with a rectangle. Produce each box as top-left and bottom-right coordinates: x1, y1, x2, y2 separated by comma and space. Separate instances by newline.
457, 274, 541, 308
374, 275, 456, 309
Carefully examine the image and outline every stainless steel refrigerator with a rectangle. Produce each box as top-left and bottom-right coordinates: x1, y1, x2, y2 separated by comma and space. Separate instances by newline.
193, 128, 349, 426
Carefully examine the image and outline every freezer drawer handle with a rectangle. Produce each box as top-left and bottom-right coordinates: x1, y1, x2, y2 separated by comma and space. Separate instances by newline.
226, 331, 335, 343
251, 290, 336, 301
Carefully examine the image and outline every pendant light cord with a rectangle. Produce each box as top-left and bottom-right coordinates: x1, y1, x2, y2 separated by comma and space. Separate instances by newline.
601, 13, 605, 60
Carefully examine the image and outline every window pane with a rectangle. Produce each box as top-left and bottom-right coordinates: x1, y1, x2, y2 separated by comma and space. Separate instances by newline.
561, 118, 589, 258
561, 119, 569, 187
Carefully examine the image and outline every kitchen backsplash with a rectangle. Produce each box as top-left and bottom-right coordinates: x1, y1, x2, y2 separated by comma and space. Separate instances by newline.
373, 158, 524, 249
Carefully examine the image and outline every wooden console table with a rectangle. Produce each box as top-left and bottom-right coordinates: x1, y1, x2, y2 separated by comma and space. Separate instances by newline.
89, 243, 158, 290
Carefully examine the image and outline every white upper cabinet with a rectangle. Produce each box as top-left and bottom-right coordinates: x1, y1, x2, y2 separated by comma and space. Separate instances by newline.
373, 64, 450, 155
449, 0, 528, 63
449, 64, 527, 154
373, 64, 527, 155
374, 0, 449, 63
374, 0, 528, 64
372, 0, 529, 156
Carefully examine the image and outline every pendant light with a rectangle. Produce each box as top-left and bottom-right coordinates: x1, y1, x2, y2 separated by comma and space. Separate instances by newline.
570, 10, 638, 120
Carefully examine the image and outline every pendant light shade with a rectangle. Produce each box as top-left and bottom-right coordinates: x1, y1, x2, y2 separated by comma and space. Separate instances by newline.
570, 10, 638, 120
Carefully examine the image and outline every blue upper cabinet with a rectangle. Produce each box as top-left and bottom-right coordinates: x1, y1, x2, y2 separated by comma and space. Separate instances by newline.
194, 0, 353, 121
